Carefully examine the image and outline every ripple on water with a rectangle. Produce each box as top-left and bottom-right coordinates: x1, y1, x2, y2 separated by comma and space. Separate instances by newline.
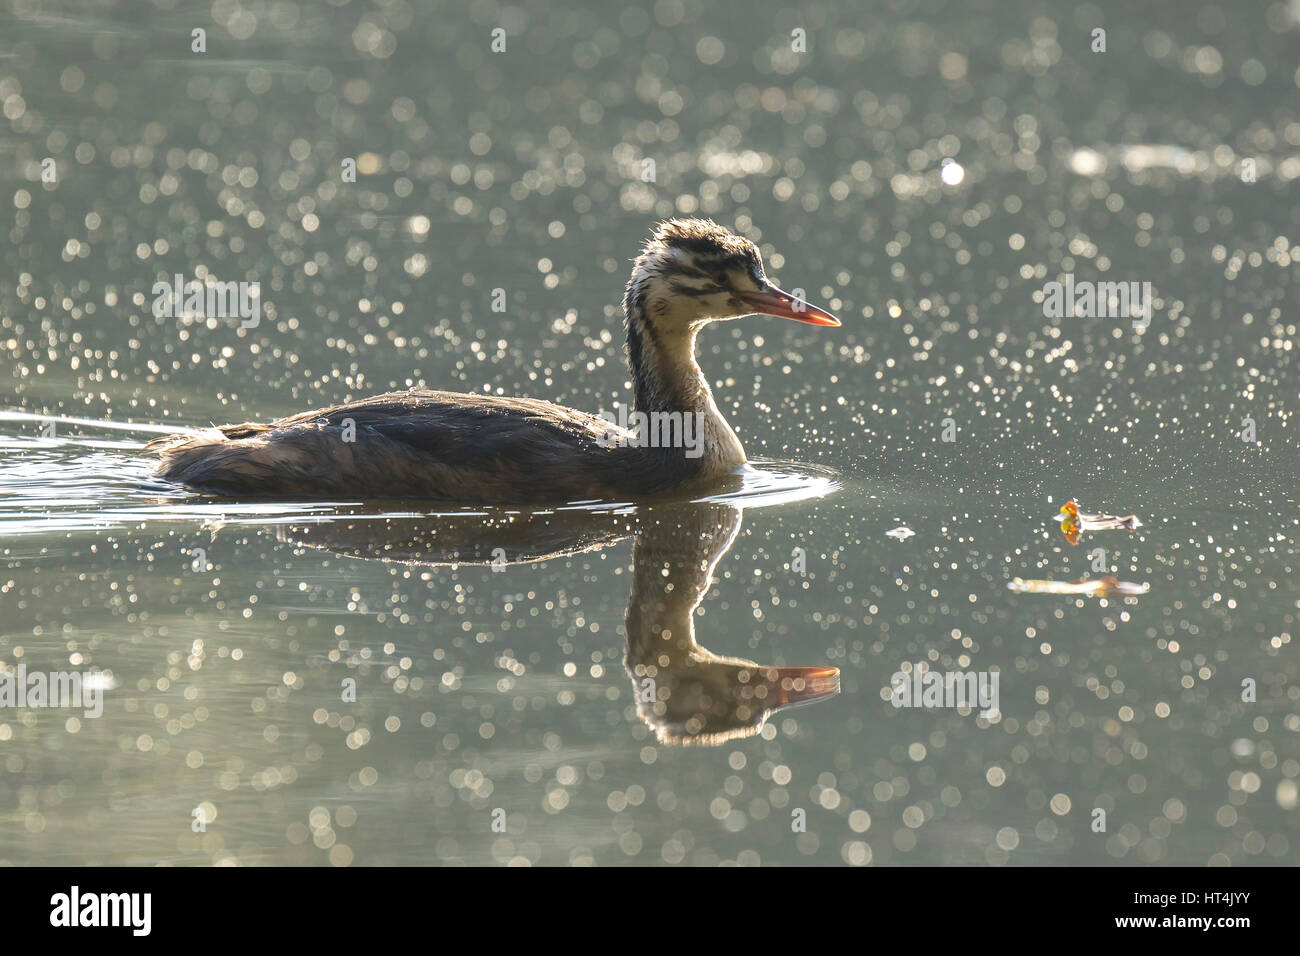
0, 414, 840, 537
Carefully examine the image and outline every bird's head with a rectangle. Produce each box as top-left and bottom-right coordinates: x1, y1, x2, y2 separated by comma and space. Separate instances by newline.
633, 655, 841, 746
624, 218, 840, 333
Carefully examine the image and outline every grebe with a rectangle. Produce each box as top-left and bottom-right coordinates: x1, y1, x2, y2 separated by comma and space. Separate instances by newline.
625, 502, 840, 745
147, 219, 840, 503
276, 500, 841, 744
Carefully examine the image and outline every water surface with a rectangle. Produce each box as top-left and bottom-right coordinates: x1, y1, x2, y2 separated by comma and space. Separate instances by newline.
1, 0, 1297, 865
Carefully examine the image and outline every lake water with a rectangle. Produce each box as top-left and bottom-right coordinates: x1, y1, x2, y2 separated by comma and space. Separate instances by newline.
1, 0, 1297, 866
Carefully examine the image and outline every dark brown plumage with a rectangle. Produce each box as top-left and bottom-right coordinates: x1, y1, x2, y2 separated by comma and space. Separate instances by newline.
147, 390, 691, 502
147, 219, 839, 504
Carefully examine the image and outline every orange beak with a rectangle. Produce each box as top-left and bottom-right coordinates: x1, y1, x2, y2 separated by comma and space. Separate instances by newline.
765, 665, 841, 708
737, 283, 840, 326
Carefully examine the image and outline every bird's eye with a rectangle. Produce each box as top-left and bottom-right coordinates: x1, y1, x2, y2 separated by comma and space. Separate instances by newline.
713, 271, 729, 287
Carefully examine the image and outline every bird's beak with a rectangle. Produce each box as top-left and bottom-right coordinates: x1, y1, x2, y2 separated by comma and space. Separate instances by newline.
737, 284, 840, 326
764, 665, 841, 708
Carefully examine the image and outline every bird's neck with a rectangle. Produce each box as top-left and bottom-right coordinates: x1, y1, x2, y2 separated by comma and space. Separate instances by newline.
625, 505, 742, 668
624, 303, 746, 475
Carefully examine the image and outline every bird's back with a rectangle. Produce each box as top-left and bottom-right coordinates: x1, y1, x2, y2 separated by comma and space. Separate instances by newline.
147, 390, 701, 503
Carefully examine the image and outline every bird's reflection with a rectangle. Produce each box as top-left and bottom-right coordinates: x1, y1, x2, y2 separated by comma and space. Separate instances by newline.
278, 498, 839, 745
623, 503, 839, 745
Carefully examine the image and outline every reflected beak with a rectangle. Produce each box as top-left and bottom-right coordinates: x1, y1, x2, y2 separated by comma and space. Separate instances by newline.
764, 665, 841, 708
736, 284, 841, 326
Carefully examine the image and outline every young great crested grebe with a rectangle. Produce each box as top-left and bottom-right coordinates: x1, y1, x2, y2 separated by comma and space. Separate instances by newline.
275, 500, 841, 744
147, 219, 840, 503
